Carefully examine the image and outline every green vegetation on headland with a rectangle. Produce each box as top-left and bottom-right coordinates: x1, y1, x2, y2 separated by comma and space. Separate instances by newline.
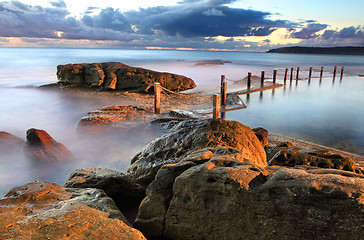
266, 46, 364, 55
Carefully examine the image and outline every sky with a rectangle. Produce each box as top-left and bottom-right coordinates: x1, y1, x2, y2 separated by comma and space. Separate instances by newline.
0, 0, 363, 51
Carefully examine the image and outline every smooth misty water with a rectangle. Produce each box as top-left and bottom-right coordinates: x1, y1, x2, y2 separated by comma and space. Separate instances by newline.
0, 47, 363, 196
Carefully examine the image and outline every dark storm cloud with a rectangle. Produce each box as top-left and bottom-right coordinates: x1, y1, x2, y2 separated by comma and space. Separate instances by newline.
81, 7, 132, 32
49, 0, 66, 8
124, 3, 290, 38
337, 26, 363, 38
290, 23, 363, 45
306, 26, 363, 41
0, 0, 362, 50
0, 2, 70, 38
298, 26, 364, 47
3, 1, 43, 13
0, 1, 135, 41
84, 6, 99, 15
290, 23, 328, 39
0, 0, 291, 43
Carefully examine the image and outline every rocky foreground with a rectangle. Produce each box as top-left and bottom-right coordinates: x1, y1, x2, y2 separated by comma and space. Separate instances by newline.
1, 115, 363, 239
57, 62, 196, 92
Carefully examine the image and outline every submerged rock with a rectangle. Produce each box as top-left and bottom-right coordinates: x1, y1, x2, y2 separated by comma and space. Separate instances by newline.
78, 105, 156, 132
64, 168, 146, 223
0, 131, 24, 151
0, 180, 146, 239
25, 128, 74, 163
57, 62, 196, 93
126, 119, 266, 186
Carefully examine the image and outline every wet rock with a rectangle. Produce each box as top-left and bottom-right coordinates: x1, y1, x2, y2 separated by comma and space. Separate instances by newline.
64, 168, 146, 223
0, 180, 146, 239
126, 119, 266, 186
194, 60, 232, 66
266, 141, 295, 161
268, 148, 361, 174
25, 128, 74, 163
57, 62, 196, 92
252, 127, 268, 148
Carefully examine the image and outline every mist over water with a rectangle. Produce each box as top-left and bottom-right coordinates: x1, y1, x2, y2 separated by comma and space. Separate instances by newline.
0, 47, 363, 196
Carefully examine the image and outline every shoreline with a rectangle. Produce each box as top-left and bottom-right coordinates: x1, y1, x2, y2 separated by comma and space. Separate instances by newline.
42, 84, 364, 168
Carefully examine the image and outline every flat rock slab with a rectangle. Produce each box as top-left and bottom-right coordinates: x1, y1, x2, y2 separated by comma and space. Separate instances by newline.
57, 62, 196, 92
78, 105, 157, 132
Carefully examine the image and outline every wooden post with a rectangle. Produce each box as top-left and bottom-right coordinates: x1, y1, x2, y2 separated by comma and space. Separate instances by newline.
221, 75, 225, 85
213, 94, 220, 120
154, 82, 161, 114
260, 71, 265, 88
333, 66, 337, 80
290, 68, 294, 82
284, 68, 288, 84
220, 81, 227, 120
320, 66, 324, 81
296, 67, 300, 80
247, 72, 251, 89
308, 67, 312, 82
340, 66, 345, 80
273, 70, 277, 85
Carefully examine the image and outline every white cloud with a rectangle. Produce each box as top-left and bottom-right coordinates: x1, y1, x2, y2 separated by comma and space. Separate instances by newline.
202, 8, 225, 16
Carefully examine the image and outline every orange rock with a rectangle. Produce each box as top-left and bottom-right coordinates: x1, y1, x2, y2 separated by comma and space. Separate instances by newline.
0, 180, 146, 240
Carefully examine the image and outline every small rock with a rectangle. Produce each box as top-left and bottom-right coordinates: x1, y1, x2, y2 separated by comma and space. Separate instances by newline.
252, 127, 269, 148
25, 128, 74, 163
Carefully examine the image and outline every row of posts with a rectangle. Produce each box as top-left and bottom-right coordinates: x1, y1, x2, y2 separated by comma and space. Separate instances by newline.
155, 66, 345, 116
154, 78, 230, 118
154, 78, 228, 119
245, 66, 344, 90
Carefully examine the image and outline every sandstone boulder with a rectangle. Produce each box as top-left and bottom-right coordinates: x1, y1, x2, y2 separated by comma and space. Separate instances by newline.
0, 131, 24, 151
126, 119, 267, 186
0, 180, 146, 239
25, 128, 74, 163
57, 62, 196, 92
134, 156, 364, 240
133, 147, 263, 238
64, 168, 146, 223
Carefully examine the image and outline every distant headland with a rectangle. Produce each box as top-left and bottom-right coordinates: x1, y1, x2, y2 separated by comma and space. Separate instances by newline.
266, 46, 364, 55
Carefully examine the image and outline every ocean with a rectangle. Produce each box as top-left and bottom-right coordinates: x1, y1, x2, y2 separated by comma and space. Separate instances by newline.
0, 47, 363, 196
